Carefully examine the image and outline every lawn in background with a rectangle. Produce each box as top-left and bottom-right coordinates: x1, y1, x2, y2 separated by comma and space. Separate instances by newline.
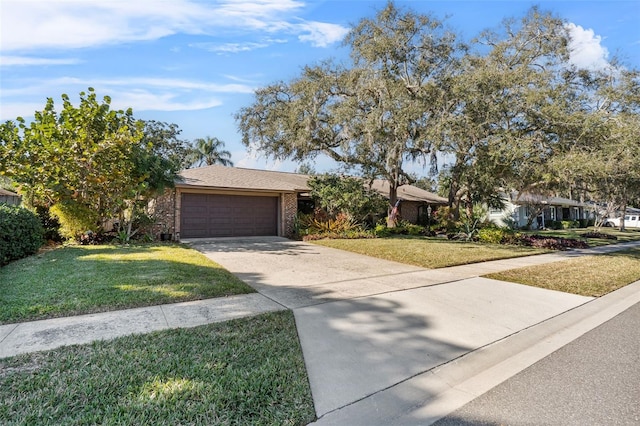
312, 237, 548, 269
0, 311, 316, 426
0, 244, 254, 324
485, 247, 640, 297
527, 227, 640, 246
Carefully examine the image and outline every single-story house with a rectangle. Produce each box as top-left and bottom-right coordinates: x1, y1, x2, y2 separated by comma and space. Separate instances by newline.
153, 165, 447, 240
0, 188, 21, 205
488, 192, 588, 229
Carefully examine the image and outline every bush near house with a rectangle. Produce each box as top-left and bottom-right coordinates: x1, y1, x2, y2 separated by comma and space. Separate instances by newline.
0, 204, 44, 266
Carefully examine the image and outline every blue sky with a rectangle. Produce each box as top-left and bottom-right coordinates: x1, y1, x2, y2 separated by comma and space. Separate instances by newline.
1, 0, 638, 173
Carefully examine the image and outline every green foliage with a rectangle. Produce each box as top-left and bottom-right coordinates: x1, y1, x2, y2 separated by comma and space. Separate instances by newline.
237, 2, 458, 207
375, 220, 426, 237
477, 227, 520, 244
0, 89, 185, 243
50, 201, 100, 240
297, 212, 362, 235
0, 204, 43, 266
308, 174, 387, 222
186, 136, 233, 168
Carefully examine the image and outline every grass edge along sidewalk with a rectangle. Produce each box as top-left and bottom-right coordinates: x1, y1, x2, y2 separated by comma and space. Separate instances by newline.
0, 310, 316, 426
485, 247, 640, 297
0, 244, 255, 325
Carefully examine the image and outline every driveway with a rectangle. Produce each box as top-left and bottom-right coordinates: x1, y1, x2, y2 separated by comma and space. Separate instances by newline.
187, 237, 593, 421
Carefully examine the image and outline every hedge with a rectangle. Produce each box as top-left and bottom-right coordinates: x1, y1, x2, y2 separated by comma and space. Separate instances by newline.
0, 204, 44, 266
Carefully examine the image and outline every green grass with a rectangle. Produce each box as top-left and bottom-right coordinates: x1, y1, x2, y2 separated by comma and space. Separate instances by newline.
312, 236, 548, 269
0, 311, 316, 426
0, 244, 254, 324
525, 227, 640, 246
485, 247, 640, 297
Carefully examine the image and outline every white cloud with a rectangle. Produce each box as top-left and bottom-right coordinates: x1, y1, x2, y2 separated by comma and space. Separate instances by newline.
0, 0, 347, 52
565, 22, 611, 71
191, 42, 270, 53
0, 56, 81, 66
296, 21, 349, 47
0, 75, 253, 120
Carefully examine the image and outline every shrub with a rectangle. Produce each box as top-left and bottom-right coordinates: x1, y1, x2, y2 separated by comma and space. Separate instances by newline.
0, 204, 44, 266
477, 227, 507, 244
50, 201, 100, 240
35, 205, 63, 242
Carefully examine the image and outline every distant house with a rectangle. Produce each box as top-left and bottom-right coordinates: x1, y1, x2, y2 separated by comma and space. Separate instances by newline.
152, 165, 447, 240
488, 192, 588, 229
367, 180, 448, 225
0, 188, 21, 206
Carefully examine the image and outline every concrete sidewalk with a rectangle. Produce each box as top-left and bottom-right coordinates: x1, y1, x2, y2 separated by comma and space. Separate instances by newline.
2, 237, 640, 425
0, 293, 283, 358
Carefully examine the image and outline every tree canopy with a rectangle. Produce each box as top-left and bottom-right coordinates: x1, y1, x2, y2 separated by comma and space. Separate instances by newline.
0, 88, 189, 239
236, 1, 640, 223
237, 1, 460, 219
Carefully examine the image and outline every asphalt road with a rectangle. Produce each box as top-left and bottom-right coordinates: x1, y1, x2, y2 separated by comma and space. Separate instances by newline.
434, 301, 640, 426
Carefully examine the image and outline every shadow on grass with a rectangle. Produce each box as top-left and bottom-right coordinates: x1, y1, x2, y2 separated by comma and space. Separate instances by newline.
0, 244, 255, 325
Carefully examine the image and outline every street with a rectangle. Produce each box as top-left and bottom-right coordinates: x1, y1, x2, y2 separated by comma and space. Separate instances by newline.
434, 301, 640, 425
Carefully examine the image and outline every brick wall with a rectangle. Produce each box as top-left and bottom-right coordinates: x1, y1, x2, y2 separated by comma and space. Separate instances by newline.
282, 192, 298, 237
401, 201, 420, 224
149, 188, 176, 238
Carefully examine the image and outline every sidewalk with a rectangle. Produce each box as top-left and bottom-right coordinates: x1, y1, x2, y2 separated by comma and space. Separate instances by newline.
0, 293, 283, 358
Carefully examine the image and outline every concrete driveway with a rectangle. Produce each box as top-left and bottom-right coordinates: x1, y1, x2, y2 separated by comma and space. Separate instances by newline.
187, 237, 594, 422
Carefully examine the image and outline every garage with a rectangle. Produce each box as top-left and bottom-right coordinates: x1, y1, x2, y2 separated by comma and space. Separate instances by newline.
181, 193, 278, 238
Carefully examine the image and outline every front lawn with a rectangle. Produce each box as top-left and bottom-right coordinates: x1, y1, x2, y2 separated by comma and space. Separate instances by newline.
485, 247, 640, 297
0, 244, 254, 324
526, 227, 640, 246
312, 236, 548, 269
0, 311, 316, 426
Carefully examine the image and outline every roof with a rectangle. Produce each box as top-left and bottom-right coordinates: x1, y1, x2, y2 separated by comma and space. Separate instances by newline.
511, 192, 585, 207
0, 188, 19, 197
176, 165, 310, 192
368, 180, 448, 204
176, 165, 447, 204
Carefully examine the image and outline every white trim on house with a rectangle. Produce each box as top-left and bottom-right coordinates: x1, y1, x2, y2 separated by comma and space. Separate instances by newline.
488, 192, 588, 229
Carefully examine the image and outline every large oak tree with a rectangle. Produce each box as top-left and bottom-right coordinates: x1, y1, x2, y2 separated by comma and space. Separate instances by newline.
236, 2, 460, 224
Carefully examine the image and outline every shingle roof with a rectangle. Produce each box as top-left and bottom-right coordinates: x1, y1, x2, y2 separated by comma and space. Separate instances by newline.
176, 165, 447, 204
368, 180, 448, 204
0, 188, 19, 197
176, 165, 310, 192
511, 192, 585, 207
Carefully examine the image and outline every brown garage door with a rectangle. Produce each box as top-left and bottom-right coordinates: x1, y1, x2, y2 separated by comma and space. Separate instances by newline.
181, 193, 278, 238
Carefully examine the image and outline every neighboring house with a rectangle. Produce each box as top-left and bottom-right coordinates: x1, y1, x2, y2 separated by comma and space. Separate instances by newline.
367, 180, 448, 225
0, 188, 21, 205
153, 165, 447, 240
488, 192, 588, 229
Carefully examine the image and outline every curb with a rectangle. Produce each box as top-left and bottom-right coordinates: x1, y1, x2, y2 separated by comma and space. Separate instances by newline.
312, 280, 640, 425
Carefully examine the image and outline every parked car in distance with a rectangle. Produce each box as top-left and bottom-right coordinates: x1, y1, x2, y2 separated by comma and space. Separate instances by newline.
604, 215, 640, 228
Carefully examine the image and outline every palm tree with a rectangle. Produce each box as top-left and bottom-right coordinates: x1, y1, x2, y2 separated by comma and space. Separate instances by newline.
187, 136, 234, 168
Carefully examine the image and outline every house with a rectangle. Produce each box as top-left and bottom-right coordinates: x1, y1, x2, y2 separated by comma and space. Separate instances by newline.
0, 188, 21, 205
153, 165, 447, 240
488, 192, 589, 229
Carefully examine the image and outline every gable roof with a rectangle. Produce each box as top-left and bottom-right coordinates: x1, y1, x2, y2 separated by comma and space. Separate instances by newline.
176, 165, 447, 204
510, 192, 585, 208
368, 180, 448, 204
0, 188, 19, 197
177, 165, 310, 192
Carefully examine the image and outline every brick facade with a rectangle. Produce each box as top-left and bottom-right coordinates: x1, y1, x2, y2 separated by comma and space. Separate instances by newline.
149, 189, 176, 239
281, 193, 298, 238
